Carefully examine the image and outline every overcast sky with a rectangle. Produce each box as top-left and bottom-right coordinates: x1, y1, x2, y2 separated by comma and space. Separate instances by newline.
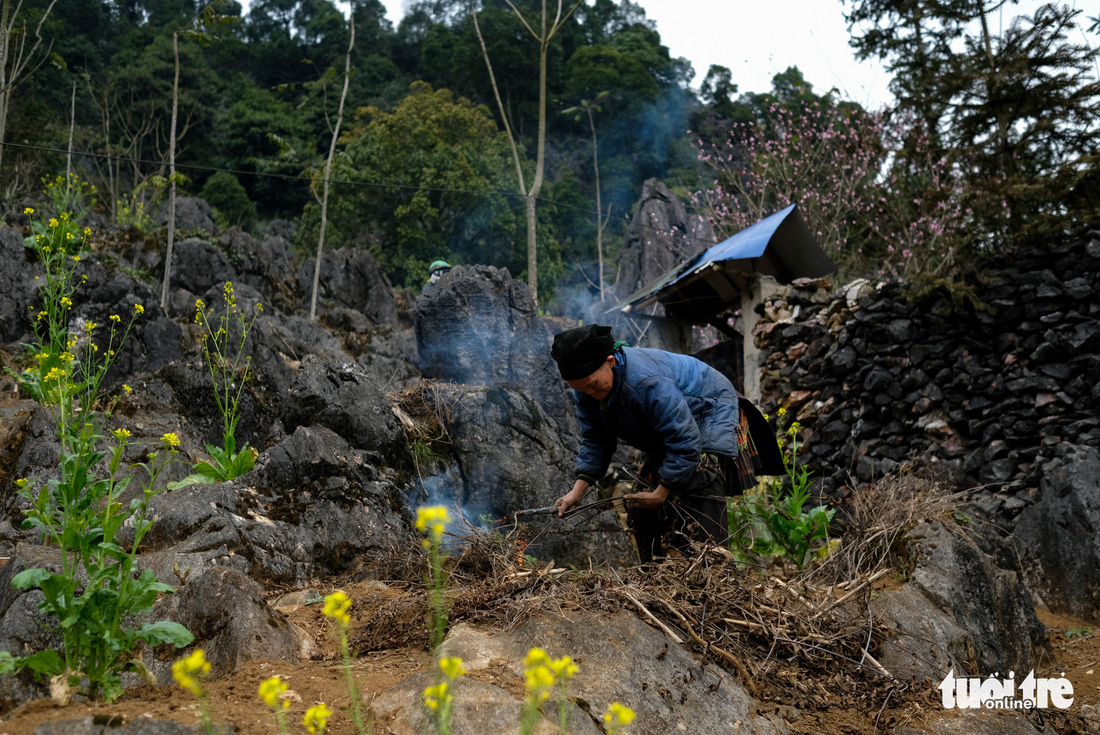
242, 0, 1093, 111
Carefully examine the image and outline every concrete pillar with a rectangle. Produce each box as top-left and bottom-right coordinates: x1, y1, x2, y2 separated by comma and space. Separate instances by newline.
740, 275, 780, 403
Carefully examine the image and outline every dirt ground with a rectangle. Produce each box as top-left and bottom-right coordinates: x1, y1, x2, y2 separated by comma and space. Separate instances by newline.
2, 580, 1100, 735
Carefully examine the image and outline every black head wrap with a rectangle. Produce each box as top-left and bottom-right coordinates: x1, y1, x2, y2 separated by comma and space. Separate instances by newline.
551, 324, 616, 380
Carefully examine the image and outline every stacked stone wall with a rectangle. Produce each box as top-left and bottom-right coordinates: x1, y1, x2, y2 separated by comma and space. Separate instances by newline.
753, 236, 1100, 531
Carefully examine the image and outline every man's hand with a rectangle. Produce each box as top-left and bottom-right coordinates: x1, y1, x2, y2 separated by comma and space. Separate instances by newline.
555, 479, 590, 517
625, 484, 670, 510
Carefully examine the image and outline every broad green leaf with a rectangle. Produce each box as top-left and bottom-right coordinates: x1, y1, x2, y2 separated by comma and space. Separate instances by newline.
22, 649, 64, 677
12, 568, 53, 589
137, 621, 194, 648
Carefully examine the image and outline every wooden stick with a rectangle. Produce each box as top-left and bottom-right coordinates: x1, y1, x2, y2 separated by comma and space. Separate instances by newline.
813, 568, 891, 618
624, 592, 683, 644
678, 619, 758, 698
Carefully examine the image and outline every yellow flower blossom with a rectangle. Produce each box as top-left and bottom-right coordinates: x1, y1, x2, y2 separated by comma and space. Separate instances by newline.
45, 367, 65, 382
258, 676, 290, 710
60, 297, 72, 308
172, 649, 211, 697
161, 432, 181, 447
134, 304, 144, 315
549, 655, 578, 679
303, 703, 332, 734
85, 322, 97, 333
523, 647, 557, 702
322, 590, 351, 626
122, 384, 133, 394
36, 311, 46, 321
603, 702, 635, 730
71, 255, 80, 262
110, 314, 121, 323
423, 681, 449, 711
48, 218, 58, 228
23, 207, 34, 214
777, 407, 787, 417
415, 505, 451, 543
61, 352, 75, 362
35, 352, 49, 361
15, 478, 28, 488
440, 657, 465, 681
112, 428, 132, 440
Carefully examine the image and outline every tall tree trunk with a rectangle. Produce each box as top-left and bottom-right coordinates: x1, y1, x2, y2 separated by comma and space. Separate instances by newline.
160, 32, 180, 311
0, 0, 10, 174
310, 17, 354, 322
65, 79, 75, 187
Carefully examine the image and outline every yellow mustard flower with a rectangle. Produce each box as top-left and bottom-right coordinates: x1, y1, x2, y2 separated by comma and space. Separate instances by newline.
23, 207, 34, 215
415, 505, 452, 543
60, 297, 72, 308
322, 590, 351, 626
134, 304, 144, 315
48, 218, 58, 228
14, 478, 28, 488
34, 352, 49, 361
112, 428, 132, 440
440, 657, 465, 681
258, 676, 290, 710
303, 703, 332, 734
777, 407, 787, 417
110, 314, 121, 323
423, 681, 449, 711
549, 655, 578, 680
45, 367, 65, 382
85, 322, 97, 333
162, 432, 181, 448
172, 649, 211, 697
71, 255, 80, 261
36, 311, 46, 321
603, 701, 636, 729
122, 384, 133, 394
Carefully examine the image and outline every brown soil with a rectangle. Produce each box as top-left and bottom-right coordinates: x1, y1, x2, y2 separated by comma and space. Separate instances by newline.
2, 580, 1100, 735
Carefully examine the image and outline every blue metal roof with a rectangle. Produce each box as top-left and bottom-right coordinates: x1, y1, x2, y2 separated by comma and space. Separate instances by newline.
615, 203, 834, 318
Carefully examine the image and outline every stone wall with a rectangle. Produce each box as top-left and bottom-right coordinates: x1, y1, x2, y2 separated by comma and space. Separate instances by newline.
751, 235, 1100, 537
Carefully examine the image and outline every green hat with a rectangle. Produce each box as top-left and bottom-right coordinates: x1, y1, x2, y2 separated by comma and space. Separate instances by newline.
429, 260, 451, 272
551, 324, 615, 381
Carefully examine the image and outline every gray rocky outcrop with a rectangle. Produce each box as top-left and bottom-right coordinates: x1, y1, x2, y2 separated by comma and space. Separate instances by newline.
414, 265, 576, 446
162, 197, 216, 232
604, 179, 714, 351
136, 425, 411, 585
434, 383, 634, 567
371, 611, 786, 735
0, 225, 39, 344
281, 355, 409, 465
297, 246, 396, 325
873, 521, 1048, 680
145, 566, 313, 683
1014, 444, 1100, 621
219, 227, 299, 314
35, 717, 234, 734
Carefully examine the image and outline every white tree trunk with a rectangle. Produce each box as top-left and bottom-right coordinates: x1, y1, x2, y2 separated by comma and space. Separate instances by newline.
160, 32, 180, 311
310, 17, 354, 322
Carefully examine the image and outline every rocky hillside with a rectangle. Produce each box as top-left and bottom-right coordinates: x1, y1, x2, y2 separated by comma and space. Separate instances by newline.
0, 201, 1095, 734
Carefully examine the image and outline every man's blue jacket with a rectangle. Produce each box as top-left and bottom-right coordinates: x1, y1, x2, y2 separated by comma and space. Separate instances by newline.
572, 346, 740, 490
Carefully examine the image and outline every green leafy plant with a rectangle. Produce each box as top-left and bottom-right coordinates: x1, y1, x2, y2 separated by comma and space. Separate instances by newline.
42, 172, 97, 223
174, 282, 261, 487
1, 209, 191, 700
116, 183, 160, 233
728, 411, 836, 569
1066, 627, 1093, 638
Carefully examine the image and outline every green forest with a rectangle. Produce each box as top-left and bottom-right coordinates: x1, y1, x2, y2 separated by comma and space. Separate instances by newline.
2, 0, 1099, 305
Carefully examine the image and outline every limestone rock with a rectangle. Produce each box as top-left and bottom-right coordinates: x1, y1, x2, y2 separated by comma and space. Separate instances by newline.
372, 611, 785, 735
1014, 445, 1100, 622
414, 264, 576, 446
146, 566, 310, 682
